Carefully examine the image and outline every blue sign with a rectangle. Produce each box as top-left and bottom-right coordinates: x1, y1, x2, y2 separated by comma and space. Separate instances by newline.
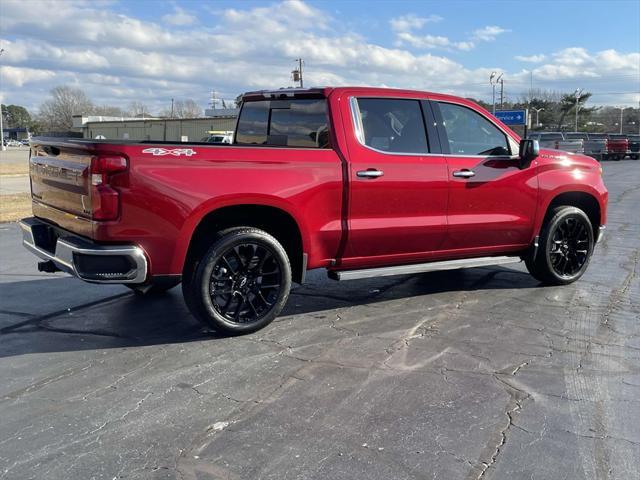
494, 109, 527, 125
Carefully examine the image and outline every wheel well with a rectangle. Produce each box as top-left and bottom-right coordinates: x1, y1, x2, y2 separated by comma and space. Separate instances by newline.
185, 205, 305, 283
545, 192, 601, 236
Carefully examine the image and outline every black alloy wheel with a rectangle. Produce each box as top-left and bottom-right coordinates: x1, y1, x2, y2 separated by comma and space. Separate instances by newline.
182, 227, 292, 334
525, 206, 595, 285
208, 242, 283, 324
548, 216, 591, 278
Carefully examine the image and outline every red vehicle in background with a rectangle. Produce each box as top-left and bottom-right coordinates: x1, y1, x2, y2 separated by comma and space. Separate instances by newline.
20, 87, 608, 333
606, 134, 629, 160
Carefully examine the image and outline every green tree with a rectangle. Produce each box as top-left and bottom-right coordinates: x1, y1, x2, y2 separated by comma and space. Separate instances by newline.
556, 92, 596, 130
1, 104, 32, 128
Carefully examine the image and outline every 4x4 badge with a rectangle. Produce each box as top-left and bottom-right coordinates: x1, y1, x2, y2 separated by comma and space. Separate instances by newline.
142, 148, 196, 156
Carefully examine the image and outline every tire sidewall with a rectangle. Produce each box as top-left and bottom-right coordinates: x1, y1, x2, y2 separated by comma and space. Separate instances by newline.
542, 207, 594, 284
195, 230, 291, 333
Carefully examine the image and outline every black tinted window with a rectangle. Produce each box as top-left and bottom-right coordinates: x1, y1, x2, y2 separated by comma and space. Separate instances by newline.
235, 102, 269, 144
235, 99, 329, 148
439, 102, 510, 155
356, 98, 428, 153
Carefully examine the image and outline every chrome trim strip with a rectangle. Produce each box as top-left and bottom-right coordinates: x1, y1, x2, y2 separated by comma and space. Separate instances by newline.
597, 225, 606, 244
348, 95, 520, 159
19, 218, 148, 284
329, 255, 522, 281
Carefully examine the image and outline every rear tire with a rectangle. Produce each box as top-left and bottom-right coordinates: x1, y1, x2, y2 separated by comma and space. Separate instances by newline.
182, 227, 291, 334
525, 206, 594, 285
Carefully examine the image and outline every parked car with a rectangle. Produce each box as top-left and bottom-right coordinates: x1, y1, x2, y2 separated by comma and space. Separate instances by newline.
607, 134, 630, 160
200, 130, 233, 144
564, 132, 607, 161
528, 132, 584, 154
20, 138, 30, 146
627, 134, 640, 160
20, 86, 608, 334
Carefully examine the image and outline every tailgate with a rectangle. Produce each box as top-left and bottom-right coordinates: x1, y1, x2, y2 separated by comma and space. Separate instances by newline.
30, 143, 93, 218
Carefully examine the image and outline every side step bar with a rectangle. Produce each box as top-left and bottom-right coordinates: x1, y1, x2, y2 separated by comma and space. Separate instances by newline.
328, 256, 522, 281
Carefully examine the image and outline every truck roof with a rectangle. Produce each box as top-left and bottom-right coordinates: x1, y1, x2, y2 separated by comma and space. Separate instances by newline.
241, 86, 476, 104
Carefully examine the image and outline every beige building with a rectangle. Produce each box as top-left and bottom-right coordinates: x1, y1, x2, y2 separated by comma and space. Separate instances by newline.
74, 112, 238, 142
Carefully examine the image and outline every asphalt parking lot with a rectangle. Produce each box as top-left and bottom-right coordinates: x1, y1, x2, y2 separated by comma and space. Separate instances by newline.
1, 160, 638, 480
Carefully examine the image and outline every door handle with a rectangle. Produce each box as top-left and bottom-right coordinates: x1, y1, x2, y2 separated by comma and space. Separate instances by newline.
357, 169, 384, 178
452, 169, 475, 178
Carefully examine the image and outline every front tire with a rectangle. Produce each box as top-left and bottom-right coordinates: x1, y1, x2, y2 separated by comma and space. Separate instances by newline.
182, 227, 291, 334
525, 206, 595, 285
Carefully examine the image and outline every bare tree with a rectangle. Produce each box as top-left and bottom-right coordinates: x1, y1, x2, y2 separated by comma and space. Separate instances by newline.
160, 99, 202, 118
128, 101, 151, 118
93, 105, 126, 116
38, 86, 93, 131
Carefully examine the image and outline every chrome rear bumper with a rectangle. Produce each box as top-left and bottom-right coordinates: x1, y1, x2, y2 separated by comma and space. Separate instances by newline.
19, 217, 148, 284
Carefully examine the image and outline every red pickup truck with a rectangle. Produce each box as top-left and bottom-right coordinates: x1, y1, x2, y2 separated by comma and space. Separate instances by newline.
20, 87, 608, 334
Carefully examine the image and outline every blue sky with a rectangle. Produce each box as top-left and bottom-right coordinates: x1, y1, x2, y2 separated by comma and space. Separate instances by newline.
1, 0, 638, 114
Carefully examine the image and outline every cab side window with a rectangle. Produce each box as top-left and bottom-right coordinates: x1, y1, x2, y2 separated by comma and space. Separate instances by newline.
438, 102, 510, 156
356, 98, 429, 154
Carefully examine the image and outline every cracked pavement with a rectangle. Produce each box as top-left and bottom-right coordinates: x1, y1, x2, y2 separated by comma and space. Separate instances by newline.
1, 161, 639, 479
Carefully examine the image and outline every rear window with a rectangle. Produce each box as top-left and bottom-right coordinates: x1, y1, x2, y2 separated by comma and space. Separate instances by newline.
565, 133, 588, 140
235, 99, 330, 148
588, 133, 608, 139
539, 133, 564, 140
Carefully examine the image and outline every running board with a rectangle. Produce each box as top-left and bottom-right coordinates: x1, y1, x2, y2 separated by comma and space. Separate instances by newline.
328, 256, 522, 281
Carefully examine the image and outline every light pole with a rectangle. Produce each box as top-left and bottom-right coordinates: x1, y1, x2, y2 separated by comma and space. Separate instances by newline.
489, 72, 499, 115
616, 107, 624, 134
574, 88, 582, 132
0, 48, 5, 152
532, 107, 544, 127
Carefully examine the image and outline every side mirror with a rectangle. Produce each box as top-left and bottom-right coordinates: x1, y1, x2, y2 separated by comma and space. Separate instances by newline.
518, 138, 539, 169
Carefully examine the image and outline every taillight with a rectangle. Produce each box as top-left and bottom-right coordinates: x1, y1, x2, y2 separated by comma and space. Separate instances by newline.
90, 155, 127, 220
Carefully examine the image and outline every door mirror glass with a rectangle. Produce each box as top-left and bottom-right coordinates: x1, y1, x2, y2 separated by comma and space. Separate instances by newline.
518, 139, 539, 168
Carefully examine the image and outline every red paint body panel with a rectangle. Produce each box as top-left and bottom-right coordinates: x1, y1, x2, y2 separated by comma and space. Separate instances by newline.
28, 87, 608, 280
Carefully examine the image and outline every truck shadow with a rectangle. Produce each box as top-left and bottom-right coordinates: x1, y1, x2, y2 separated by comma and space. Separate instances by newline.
0, 266, 540, 358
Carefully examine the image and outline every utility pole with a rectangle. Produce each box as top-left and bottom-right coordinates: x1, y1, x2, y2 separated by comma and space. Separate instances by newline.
574, 88, 582, 132
499, 76, 504, 109
210, 91, 218, 110
532, 107, 544, 127
170, 98, 174, 118
292, 58, 304, 88
0, 48, 5, 152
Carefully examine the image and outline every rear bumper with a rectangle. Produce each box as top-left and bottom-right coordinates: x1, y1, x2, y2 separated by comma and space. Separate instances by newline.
19, 217, 148, 284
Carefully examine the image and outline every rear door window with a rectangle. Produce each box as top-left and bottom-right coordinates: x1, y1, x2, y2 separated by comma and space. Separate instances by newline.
355, 98, 429, 154
438, 102, 510, 156
235, 99, 330, 148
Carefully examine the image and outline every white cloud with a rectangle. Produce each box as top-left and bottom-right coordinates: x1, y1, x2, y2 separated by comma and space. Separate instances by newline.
0, 1, 637, 111
515, 54, 547, 63
161, 5, 196, 26
395, 32, 474, 51
472, 25, 510, 42
390, 14, 442, 32
0, 65, 56, 87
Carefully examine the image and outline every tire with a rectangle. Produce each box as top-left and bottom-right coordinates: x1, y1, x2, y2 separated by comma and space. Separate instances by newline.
127, 279, 181, 296
182, 227, 291, 334
525, 206, 595, 285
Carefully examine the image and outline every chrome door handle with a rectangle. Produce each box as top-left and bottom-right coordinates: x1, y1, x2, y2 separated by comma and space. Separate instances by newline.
357, 169, 384, 178
452, 169, 475, 178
